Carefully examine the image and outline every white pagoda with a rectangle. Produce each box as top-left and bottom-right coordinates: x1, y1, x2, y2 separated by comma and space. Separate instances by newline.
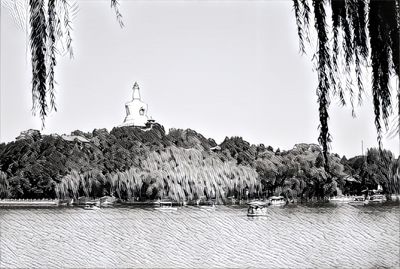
121, 82, 151, 127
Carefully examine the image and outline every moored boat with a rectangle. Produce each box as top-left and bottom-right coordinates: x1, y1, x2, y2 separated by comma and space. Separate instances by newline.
83, 204, 100, 210
199, 201, 216, 211
329, 196, 354, 204
364, 194, 386, 205
154, 201, 177, 211
269, 196, 286, 206
247, 201, 268, 217
349, 196, 366, 206
390, 194, 400, 201
100, 200, 114, 207
100, 196, 116, 207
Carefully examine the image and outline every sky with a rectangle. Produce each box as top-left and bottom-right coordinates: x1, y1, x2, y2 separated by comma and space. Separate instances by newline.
1, 0, 399, 158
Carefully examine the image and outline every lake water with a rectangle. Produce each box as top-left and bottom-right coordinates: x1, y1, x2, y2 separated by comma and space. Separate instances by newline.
0, 203, 399, 268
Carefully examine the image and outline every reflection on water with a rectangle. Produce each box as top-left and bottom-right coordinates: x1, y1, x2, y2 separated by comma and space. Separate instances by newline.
0, 203, 399, 268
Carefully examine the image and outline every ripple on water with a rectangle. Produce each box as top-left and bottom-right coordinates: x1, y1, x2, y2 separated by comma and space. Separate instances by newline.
0, 204, 399, 268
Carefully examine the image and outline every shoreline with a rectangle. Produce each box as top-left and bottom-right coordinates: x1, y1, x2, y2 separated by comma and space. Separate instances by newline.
1, 195, 399, 208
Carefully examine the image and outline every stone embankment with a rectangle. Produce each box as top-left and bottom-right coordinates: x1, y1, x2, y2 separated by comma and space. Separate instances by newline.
0, 199, 59, 207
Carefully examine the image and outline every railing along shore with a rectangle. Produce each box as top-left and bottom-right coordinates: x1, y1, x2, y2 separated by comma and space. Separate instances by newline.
0, 198, 59, 207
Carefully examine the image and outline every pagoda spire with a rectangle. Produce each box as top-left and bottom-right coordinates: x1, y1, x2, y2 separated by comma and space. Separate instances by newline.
132, 82, 141, 100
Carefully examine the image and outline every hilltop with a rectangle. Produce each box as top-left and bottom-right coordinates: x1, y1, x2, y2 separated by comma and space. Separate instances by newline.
0, 124, 398, 201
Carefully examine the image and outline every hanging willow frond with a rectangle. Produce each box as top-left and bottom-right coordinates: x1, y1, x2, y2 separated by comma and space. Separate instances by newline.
313, 0, 331, 169
347, 0, 367, 106
389, 0, 400, 79
29, 0, 48, 126
60, 0, 73, 58
27, 0, 80, 126
6, 0, 124, 127
293, 0, 400, 166
300, 0, 311, 42
369, 0, 394, 146
48, 0, 57, 112
1, 0, 29, 31
293, 0, 306, 54
342, 0, 355, 114
331, 0, 344, 104
111, 0, 124, 28
53, 0, 78, 56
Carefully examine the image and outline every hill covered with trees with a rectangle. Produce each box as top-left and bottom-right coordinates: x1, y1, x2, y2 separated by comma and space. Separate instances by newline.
0, 124, 398, 202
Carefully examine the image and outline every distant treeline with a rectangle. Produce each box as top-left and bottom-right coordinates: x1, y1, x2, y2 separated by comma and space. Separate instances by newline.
0, 124, 399, 202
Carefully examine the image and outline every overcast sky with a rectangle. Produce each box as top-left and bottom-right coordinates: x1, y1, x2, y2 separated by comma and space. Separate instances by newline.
1, 0, 399, 157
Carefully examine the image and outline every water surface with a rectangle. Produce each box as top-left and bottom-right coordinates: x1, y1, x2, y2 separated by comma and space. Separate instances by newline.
1, 203, 399, 268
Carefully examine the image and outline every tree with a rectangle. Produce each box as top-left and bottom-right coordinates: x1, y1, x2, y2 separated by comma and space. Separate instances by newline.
364, 148, 398, 193
292, 0, 399, 166
0, 171, 9, 198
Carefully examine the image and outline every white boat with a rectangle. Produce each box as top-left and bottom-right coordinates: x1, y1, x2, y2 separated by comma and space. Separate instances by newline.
83, 204, 100, 210
100, 196, 116, 207
269, 196, 286, 206
349, 196, 366, 206
329, 196, 354, 203
100, 200, 114, 207
247, 201, 268, 217
390, 194, 400, 201
364, 194, 386, 205
154, 201, 177, 211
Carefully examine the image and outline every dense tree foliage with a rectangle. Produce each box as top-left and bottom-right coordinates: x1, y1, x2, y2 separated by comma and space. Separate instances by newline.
0, 125, 398, 202
343, 148, 400, 194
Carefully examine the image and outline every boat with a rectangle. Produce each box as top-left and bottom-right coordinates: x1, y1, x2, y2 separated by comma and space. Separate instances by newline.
247, 201, 268, 217
100, 200, 114, 207
199, 201, 216, 211
269, 196, 286, 206
364, 194, 386, 205
329, 196, 354, 203
360, 187, 386, 205
154, 201, 177, 211
100, 196, 116, 207
348, 196, 366, 206
390, 194, 400, 201
83, 204, 100, 210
